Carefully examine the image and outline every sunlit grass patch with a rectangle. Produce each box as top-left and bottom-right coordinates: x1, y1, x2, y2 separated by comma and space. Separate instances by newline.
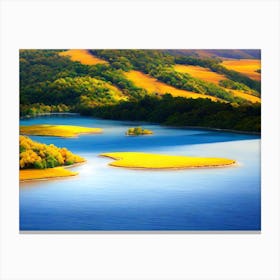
20, 125, 103, 137
229, 89, 261, 103
221, 59, 261, 81
20, 167, 78, 181
173, 65, 260, 103
173, 65, 226, 85
59, 49, 108, 65
101, 152, 236, 169
124, 70, 219, 101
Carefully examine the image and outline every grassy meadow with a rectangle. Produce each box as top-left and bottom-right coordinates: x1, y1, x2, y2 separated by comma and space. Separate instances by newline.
173, 64, 261, 104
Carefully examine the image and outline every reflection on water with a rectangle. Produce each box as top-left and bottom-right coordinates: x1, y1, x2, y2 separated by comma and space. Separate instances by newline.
20, 115, 261, 230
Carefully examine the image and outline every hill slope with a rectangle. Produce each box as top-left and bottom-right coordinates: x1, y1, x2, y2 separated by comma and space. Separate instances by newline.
221, 59, 261, 81
124, 70, 219, 101
59, 49, 108, 65
20, 49, 261, 132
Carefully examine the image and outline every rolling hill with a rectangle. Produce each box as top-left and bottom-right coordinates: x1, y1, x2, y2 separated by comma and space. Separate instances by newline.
173, 64, 260, 103
20, 49, 261, 132
221, 59, 261, 81
166, 49, 261, 59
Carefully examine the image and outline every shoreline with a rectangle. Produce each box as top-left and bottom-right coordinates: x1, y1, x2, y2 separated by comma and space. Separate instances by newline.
87, 115, 260, 135
20, 112, 79, 120
20, 173, 77, 183
19, 161, 86, 183
161, 125, 261, 136
106, 161, 238, 171
20, 113, 260, 135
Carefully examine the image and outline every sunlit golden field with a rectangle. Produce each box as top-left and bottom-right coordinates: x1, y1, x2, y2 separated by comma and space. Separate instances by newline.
59, 49, 108, 65
20, 167, 78, 181
20, 125, 103, 137
124, 70, 219, 101
221, 59, 261, 81
101, 152, 236, 169
173, 65, 226, 85
173, 64, 261, 103
105, 84, 127, 101
229, 89, 261, 103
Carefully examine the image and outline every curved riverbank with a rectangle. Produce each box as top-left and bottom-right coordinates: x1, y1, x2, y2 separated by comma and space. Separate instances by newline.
20, 162, 86, 182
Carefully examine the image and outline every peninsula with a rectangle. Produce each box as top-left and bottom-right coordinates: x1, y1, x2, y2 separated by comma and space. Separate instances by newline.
100, 152, 236, 169
20, 124, 102, 138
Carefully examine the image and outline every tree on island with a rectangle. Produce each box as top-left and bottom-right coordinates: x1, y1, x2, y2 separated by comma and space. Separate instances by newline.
126, 127, 153, 136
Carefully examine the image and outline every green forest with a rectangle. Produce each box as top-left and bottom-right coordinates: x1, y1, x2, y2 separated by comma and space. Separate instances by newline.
20, 49, 261, 132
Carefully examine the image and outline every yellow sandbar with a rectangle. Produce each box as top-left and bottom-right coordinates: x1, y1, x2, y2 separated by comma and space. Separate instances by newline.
20, 167, 78, 181
100, 152, 236, 169
20, 125, 103, 137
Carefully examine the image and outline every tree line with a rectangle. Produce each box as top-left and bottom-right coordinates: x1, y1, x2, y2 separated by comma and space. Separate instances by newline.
85, 94, 261, 132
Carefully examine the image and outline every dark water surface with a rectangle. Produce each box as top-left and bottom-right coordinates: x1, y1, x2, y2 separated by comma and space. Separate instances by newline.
20, 115, 261, 230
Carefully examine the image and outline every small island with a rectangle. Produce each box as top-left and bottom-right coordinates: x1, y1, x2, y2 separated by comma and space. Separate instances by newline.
20, 135, 84, 181
20, 124, 103, 138
100, 152, 236, 169
126, 127, 153, 136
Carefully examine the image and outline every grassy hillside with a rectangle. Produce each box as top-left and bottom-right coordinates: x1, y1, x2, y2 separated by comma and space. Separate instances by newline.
124, 70, 219, 101
173, 64, 260, 104
20, 49, 261, 132
173, 64, 226, 85
59, 49, 108, 65
221, 59, 261, 81
92, 49, 260, 103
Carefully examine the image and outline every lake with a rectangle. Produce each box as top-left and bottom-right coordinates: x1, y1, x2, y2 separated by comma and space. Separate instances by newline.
20, 115, 261, 231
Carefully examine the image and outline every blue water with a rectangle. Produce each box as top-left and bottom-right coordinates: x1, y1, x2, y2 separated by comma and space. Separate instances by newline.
20, 115, 261, 230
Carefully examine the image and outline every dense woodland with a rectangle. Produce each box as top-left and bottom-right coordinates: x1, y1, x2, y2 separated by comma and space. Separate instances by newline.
20, 49, 261, 132
20, 135, 84, 169
90, 95, 261, 132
